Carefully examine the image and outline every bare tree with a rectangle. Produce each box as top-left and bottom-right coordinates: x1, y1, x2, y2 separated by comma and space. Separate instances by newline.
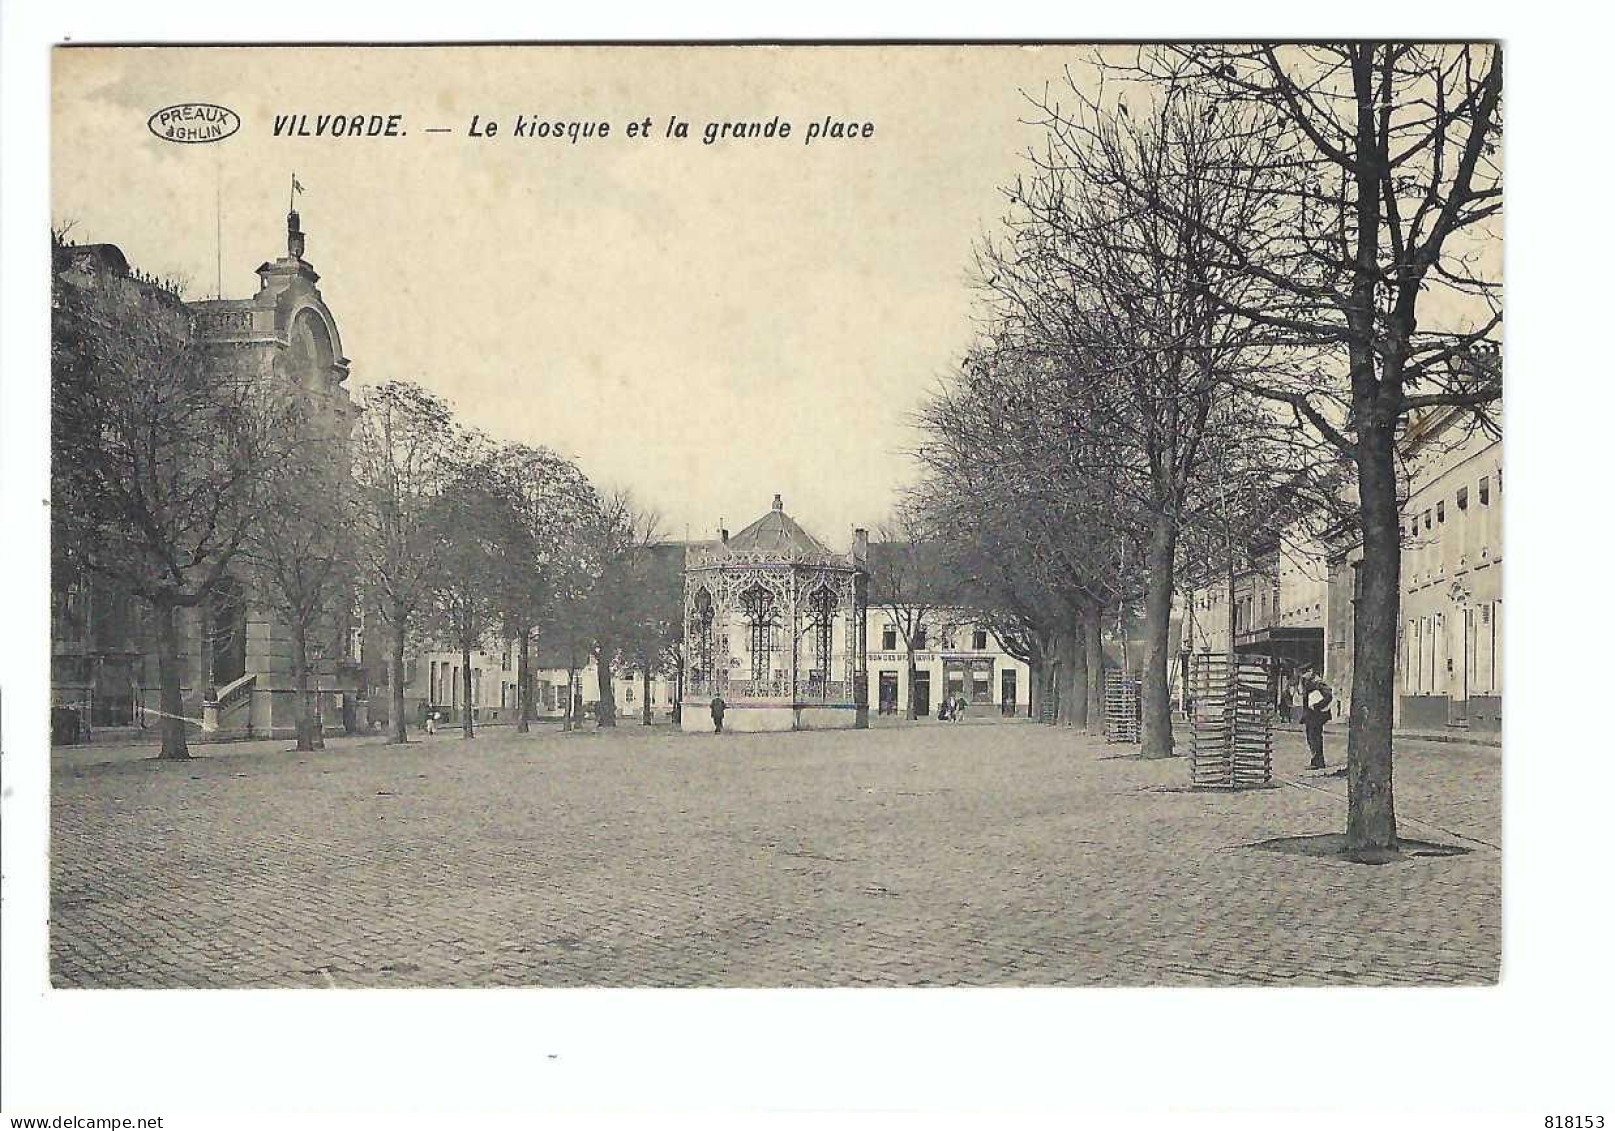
1097, 43, 1502, 852
424, 433, 510, 740
575, 489, 663, 728
623, 540, 684, 726
51, 245, 290, 759
977, 80, 1284, 756
912, 348, 1121, 733
349, 381, 463, 744
488, 443, 598, 734
246, 408, 355, 752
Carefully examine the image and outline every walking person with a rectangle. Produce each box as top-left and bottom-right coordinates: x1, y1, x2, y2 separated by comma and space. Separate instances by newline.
1300, 669, 1333, 770
710, 694, 727, 734
952, 693, 966, 723
424, 708, 438, 736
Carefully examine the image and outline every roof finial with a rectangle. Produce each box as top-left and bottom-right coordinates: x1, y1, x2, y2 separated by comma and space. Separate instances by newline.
772, 493, 783, 511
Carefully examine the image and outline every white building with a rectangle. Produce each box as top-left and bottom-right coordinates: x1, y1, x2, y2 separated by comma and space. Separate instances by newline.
865, 613, 1032, 718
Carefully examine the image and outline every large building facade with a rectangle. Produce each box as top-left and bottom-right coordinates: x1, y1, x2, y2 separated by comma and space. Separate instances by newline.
50, 212, 365, 742
1192, 406, 1502, 734
1322, 408, 1502, 731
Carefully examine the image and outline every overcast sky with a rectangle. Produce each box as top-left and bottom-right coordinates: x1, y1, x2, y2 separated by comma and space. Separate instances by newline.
53, 45, 1103, 548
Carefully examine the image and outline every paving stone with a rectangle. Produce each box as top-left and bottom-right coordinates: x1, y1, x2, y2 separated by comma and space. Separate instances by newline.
49, 721, 1499, 987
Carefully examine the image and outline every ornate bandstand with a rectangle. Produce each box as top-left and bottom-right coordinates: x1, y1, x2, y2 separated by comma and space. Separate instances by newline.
682, 495, 869, 732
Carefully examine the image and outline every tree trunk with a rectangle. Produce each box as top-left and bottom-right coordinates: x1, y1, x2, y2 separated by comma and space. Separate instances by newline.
596, 650, 616, 727
1029, 648, 1044, 720
672, 658, 683, 725
389, 616, 408, 744
153, 598, 190, 760
516, 629, 531, 734
905, 643, 918, 721
1347, 419, 1400, 853
564, 654, 579, 731
641, 663, 652, 726
1085, 606, 1105, 736
292, 619, 316, 752
461, 641, 475, 739
1140, 512, 1177, 758
1041, 654, 1059, 724
1058, 605, 1084, 728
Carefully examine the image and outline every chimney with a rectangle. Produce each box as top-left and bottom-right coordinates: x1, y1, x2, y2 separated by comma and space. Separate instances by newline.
772, 493, 783, 512
287, 210, 306, 260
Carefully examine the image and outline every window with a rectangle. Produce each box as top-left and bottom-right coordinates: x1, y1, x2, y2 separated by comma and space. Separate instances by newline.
809, 587, 835, 677
1478, 476, 1490, 506
1436, 500, 1445, 524
1456, 487, 1468, 511
914, 627, 928, 651
740, 585, 778, 683
1423, 509, 1432, 531
882, 627, 897, 651
973, 629, 988, 651
501, 647, 511, 671
625, 685, 634, 704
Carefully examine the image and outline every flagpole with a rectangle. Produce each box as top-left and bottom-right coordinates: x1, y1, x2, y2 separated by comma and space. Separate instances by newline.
289, 171, 295, 214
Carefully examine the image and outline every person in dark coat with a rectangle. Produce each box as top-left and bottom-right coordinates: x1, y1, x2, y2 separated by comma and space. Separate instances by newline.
710, 694, 727, 734
1300, 669, 1333, 770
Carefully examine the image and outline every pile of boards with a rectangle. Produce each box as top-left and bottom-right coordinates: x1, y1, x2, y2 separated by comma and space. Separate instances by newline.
1189, 654, 1273, 789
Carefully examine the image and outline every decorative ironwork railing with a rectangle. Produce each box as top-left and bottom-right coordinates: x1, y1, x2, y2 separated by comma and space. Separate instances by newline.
798, 679, 848, 702
725, 677, 792, 699
685, 674, 861, 703
688, 674, 727, 699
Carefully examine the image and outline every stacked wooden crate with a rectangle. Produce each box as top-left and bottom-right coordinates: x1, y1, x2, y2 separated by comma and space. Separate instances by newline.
1104, 669, 1140, 744
1189, 654, 1273, 788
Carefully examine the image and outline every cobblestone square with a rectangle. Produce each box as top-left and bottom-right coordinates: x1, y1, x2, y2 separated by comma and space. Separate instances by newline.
50, 720, 1500, 987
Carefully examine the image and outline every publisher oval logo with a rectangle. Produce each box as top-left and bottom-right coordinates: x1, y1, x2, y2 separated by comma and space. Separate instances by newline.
147, 103, 240, 144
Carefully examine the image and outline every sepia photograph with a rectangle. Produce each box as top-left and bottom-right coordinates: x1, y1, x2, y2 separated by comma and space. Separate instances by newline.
39, 41, 1505, 993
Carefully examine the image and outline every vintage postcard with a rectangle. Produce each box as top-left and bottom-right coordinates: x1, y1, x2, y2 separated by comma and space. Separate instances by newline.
46, 43, 1501, 991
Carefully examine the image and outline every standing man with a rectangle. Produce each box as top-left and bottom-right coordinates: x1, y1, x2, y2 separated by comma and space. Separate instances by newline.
710, 694, 727, 734
1301, 669, 1333, 770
